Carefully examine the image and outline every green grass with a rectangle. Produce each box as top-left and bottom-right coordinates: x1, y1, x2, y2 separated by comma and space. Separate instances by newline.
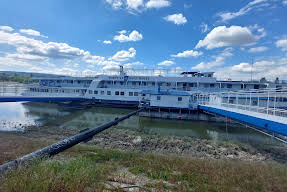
1, 144, 287, 192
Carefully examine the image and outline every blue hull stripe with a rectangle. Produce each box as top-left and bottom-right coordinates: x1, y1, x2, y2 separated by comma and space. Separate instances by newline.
0, 97, 84, 102
199, 105, 287, 136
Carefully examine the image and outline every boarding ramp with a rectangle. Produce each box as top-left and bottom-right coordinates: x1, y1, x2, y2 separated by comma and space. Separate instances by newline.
197, 88, 287, 137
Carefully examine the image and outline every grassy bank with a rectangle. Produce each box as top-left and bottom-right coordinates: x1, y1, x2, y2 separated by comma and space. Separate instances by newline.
1, 143, 287, 192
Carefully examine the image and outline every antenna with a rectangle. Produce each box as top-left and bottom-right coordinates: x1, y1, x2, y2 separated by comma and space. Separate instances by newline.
250, 57, 253, 82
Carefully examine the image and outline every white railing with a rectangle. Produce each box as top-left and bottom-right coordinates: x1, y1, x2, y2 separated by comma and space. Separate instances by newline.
0, 83, 28, 96
196, 87, 287, 119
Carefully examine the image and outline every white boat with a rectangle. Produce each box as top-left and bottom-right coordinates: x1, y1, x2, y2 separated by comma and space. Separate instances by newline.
22, 66, 269, 107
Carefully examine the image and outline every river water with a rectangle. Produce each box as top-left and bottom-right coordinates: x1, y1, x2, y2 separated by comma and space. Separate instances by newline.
0, 101, 282, 147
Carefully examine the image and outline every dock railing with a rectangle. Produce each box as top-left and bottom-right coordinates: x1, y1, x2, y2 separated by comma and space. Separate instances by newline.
196, 87, 287, 119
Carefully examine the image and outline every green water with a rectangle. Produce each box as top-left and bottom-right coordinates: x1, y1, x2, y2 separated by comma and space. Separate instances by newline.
0, 101, 282, 146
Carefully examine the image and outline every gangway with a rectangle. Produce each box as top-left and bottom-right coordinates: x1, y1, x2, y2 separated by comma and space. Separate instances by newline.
197, 88, 287, 137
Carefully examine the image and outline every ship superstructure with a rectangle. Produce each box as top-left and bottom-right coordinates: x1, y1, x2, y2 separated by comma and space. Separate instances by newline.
23, 66, 268, 107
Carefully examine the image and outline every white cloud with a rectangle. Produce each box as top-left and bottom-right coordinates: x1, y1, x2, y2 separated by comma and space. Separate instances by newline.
248, 46, 268, 53
195, 26, 258, 50
103, 40, 112, 44
215, 58, 287, 80
146, 0, 171, 8
283, 0, 287, 6
171, 50, 203, 58
124, 61, 144, 68
164, 13, 187, 25
192, 48, 233, 70
6, 53, 48, 62
127, 0, 144, 10
0, 26, 14, 32
113, 30, 143, 42
20, 29, 48, 38
106, 0, 170, 12
217, 0, 269, 22
158, 60, 175, 66
110, 47, 136, 61
106, 0, 124, 9
200, 23, 209, 33
276, 38, 287, 51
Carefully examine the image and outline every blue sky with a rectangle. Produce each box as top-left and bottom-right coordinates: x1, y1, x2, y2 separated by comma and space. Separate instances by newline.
0, 0, 287, 80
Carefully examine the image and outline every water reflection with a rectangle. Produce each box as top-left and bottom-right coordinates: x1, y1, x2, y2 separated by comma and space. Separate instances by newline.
0, 102, 281, 146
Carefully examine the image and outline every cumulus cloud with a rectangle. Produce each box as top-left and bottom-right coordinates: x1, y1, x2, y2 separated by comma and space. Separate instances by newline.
0, 26, 144, 76
110, 47, 136, 61
146, 0, 171, 8
215, 58, 287, 80
103, 40, 112, 44
0, 26, 14, 32
164, 13, 187, 25
158, 60, 175, 66
283, 0, 287, 5
171, 50, 203, 58
276, 38, 287, 51
0, 30, 92, 60
192, 48, 233, 70
106, 0, 170, 12
217, 0, 269, 22
195, 26, 258, 50
248, 46, 268, 53
20, 29, 48, 38
113, 30, 143, 42
126, 0, 144, 10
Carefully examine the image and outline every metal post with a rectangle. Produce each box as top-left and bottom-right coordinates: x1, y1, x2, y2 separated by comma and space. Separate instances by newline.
249, 91, 252, 111
267, 90, 270, 115
274, 90, 276, 116
257, 91, 260, 113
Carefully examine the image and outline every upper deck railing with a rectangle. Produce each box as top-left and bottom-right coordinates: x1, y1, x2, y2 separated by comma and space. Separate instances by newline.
197, 88, 287, 119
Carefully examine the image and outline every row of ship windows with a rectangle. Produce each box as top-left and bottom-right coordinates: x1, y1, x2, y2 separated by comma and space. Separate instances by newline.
155, 96, 183, 101
88, 90, 139, 96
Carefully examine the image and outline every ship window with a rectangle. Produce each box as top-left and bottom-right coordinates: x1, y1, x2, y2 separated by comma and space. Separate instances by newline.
143, 82, 147, 86
134, 92, 138, 96
101, 91, 104, 95
120, 91, 124, 96
129, 92, 133, 96
208, 74, 212, 77
89, 90, 92, 94
120, 82, 124, 85
227, 84, 232, 88
157, 96, 161, 101
167, 82, 171, 86
152, 82, 155, 86
115, 91, 119, 95
229, 99, 234, 104
241, 84, 246, 89
107, 91, 111, 95
107, 81, 111, 85
189, 83, 193, 87
204, 84, 209, 88
221, 84, 225, 88
94, 90, 98, 94
252, 100, 258, 106
132, 82, 136, 86
254, 84, 259, 89
210, 84, 215, 88
178, 97, 182, 101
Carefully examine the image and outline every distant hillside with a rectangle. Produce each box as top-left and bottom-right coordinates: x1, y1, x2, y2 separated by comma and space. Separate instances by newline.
0, 71, 68, 78
0, 71, 69, 83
